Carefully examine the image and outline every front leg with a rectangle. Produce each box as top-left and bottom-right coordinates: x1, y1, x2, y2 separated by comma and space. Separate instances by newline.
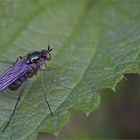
15, 56, 23, 63
0, 60, 14, 64
2, 80, 28, 132
0, 56, 23, 65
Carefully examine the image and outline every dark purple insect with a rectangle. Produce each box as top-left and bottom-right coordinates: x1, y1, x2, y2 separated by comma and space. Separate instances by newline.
0, 45, 53, 132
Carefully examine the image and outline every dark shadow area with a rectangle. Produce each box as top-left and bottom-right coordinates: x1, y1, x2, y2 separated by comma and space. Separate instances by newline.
57, 74, 140, 139
38, 132, 57, 140
38, 74, 140, 139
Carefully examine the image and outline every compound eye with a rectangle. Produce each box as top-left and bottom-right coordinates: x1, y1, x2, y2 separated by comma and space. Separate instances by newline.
46, 53, 51, 61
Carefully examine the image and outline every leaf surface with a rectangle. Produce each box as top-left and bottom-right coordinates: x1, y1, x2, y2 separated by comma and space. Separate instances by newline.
0, 0, 140, 139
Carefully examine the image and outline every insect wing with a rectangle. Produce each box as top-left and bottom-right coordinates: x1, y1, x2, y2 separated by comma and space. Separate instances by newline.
0, 59, 30, 91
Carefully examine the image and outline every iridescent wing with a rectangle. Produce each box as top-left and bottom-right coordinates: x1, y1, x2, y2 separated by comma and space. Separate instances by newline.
0, 58, 30, 91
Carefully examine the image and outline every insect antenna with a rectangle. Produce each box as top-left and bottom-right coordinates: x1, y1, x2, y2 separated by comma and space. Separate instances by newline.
47, 45, 52, 52
41, 68, 53, 116
2, 80, 28, 133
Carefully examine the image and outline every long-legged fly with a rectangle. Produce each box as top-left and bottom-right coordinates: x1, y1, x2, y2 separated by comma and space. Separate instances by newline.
0, 45, 53, 132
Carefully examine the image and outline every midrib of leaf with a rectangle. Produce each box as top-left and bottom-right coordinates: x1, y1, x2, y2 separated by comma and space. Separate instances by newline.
37, 2, 104, 134
51, 5, 102, 114
20, 1, 95, 139
51, 1, 140, 117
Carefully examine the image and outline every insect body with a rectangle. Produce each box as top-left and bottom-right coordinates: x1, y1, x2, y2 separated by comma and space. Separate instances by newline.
0, 46, 52, 132
0, 46, 52, 91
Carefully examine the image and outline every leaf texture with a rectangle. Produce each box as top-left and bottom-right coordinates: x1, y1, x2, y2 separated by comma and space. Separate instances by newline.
0, 0, 140, 139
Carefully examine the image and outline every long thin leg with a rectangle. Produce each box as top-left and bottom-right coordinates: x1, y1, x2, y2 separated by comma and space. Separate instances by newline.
2, 80, 28, 133
0, 60, 14, 64
42, 68, 55, 72
15, 56, 23, 63
0, 56, 22, 65
44, 62, 55, 70
41, 70, 53, 116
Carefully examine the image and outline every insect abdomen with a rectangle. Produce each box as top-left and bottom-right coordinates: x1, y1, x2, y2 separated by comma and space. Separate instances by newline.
8, 69, 35, 90
8, 75, 27, 90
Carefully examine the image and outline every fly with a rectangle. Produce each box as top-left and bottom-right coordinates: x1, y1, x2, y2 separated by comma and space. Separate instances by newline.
0, 45, 53, 132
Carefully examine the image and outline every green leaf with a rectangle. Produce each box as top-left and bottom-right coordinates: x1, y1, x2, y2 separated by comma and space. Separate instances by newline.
0, 0, 140, 139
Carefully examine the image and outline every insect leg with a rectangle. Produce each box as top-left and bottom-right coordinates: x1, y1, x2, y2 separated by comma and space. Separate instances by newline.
0, 60, 14, 64
42, 68, 55, 72
44, 62, 55, 71
2, 80, 28, 133
0, 56, 23, 65
15, 56, 23, 63
41, 70, 53, 116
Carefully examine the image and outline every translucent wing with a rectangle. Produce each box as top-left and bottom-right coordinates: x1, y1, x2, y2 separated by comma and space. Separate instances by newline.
0, 59, 30, 91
